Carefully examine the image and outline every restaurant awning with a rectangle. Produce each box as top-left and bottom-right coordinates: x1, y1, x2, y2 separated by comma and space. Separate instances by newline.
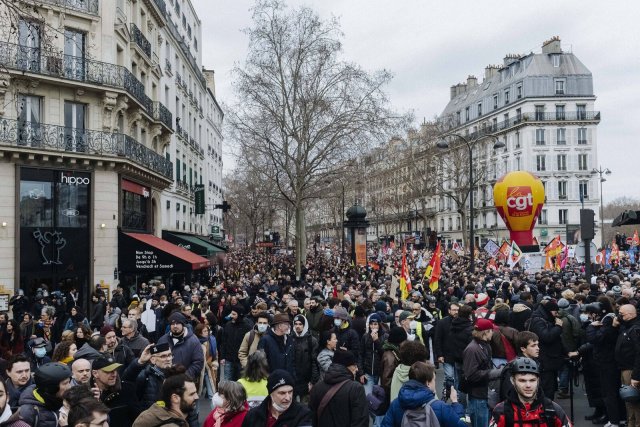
192, 235, 228, 253
162, 231, 226, 257
119, 231, 210, 272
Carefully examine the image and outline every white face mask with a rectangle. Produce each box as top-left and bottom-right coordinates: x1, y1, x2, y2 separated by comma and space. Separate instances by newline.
257, 324, 268, 333
272, 401, 290, 413
35, 347, 47, 358
334, 319, 343, 328
211, 393, 224, 409
409, 320, 418, 330
407, 333, 416, 341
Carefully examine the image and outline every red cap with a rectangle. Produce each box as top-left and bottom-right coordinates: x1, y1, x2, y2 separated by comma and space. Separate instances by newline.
474, 318, 494, 332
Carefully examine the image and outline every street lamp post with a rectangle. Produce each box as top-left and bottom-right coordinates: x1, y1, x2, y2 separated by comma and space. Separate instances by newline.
437, 134, 504, 273
592, 166, 611, 249
325, 179, 346, 258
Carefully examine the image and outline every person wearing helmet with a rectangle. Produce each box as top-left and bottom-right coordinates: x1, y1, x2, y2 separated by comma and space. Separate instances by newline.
10, 362, 71, 427
489, 358, 572, 427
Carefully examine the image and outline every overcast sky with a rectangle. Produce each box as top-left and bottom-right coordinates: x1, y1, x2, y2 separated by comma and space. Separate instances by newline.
196, 0, 640, 203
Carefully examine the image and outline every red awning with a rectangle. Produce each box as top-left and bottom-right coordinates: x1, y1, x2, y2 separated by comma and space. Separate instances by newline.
123, 232, 210, 270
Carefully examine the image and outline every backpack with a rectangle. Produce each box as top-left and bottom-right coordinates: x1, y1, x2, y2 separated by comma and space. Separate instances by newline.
488, 363, 513, 409
367, 384, 388, 416
400, 398, 440, 427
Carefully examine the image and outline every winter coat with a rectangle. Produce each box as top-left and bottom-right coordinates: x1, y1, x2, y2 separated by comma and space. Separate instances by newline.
105, 307, 122, 327
122, 332, 150, 358
63, 317, 89, 331
240, 395, 311, 427
381, 379, 466, 427
462, 338, 494, 399
105, 339, 136, 373
489, 325, 518, 359
586, 314, 619, 364
98, 380, 140, 427
360, 316, 387, 377
258, 328, 295, 375
5, 378, 31, 412
527, 305, 566, 371
309, 364, 368, 427
90, 300, 106, 329
380, 343, 401, 402
122, 360, 165, 411
390, 363, 410, 402
558, 309, 581, 352
13, 385, 58, 427
305, 307, 324, 337
238, 327, 265, 367
203, 405, 248, 427
433, 315, 456, 363
133, 403, 187, 427
509, 303, 532, 331
334, 323, 361, 356
292, 324, 319, 392
449, 317, 473, 363
615, 316, 640, 375
157, 328, 204, 380
316, 348, 334, 379
490, 386, 571, 427
74, 341, 103, 362
219, 318, 252, 363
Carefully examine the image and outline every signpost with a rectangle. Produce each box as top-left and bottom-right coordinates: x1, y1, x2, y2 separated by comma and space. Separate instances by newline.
194, 184, 205, 215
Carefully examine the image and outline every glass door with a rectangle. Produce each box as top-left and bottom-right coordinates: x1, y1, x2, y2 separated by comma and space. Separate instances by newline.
64, 102, 86, 152
17, 95, 42, 147
64, 29, 85, 80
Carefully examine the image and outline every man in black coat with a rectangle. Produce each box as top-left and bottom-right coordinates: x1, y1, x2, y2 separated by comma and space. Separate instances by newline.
434, 302, 459, 392
219, 305, 252, 381
292, 314, 318, 401
309, 350, 368, 427
258, 313, 295, 375
241, 369, 311, 427
527, 299, 565, 400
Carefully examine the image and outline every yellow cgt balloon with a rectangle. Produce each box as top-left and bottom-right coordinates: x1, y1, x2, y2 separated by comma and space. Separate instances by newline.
493, 171, 545, 247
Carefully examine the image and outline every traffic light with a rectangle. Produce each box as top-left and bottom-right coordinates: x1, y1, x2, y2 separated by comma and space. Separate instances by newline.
580, 209, 595, 240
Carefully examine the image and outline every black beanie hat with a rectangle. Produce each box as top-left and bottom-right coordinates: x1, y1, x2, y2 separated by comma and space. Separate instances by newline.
387, 327, 407, 345
332, 349, 357, 367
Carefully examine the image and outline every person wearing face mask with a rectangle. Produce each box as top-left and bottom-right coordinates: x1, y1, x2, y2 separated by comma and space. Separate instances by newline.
360, 313, 387, 397
241, 369, 311, 427
331, 307, 364, 381
309, 349, 368, 427
28, 337, 52, 370
238, 312, 271, 368
204, 381, 248, 427
257, 313, 295, 376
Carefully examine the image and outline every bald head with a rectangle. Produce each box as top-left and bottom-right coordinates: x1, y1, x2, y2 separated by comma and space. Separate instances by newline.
71, 358, 92, 384
620, 304, 637, 323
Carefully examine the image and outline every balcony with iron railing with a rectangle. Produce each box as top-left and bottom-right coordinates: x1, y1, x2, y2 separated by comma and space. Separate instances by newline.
130, 23, 152, 58
176, 123, 189, 141
0, 118, 172, 179
153, 102, 173, 130
40, 0, 99, 15
165, 58, 172, 74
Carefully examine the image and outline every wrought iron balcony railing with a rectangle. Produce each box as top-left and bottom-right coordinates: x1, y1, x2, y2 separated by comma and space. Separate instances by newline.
40, 0, 99, 15
153, 102, 173, 130
0, 118, 172, 179
176, 123, 188, 140
130, 23, 151, 58
0, 42, 175, 130
165, 58, 172, 73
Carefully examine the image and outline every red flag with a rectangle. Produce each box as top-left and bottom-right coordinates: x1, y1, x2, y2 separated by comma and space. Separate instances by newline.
488, 258, 497, 271
633, 230, 640, 247
424, 241, 442, 293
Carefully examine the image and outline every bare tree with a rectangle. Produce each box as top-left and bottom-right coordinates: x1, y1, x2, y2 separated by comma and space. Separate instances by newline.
228, 0, 404, 277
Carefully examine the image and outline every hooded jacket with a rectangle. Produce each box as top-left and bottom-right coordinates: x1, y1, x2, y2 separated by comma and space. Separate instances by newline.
292, 315, 319, 392
528, 305, 565, 371
157, 327, 204, 380
309, 364, 368, 427
11, 385, 59, 427
74, 341, 103, 362
390, 362, 411, 402
360, 314, 387, 377
509, 303, 532, 331
219, 317, 252, 364
449, 317, 473, 363
381, 379, 466, 427
132, 403, 187, 427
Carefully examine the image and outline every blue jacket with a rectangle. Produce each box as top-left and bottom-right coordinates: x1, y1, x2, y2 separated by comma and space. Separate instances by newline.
258, 328, 295, 375
157, 328, 204, 379
381, 380, 466, 427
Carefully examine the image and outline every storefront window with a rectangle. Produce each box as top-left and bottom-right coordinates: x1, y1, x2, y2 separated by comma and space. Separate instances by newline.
122, 190, 148, 231
20, 180, 53, 227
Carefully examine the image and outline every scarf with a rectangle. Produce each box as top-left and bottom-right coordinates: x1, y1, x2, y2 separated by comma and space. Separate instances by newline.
0, 403, 11, 423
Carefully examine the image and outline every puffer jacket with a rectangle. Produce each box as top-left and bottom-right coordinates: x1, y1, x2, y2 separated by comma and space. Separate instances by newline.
382, 379, 466, 427
317, 348, 334, 377
133, 403, 187, 427
12, 385, 58, 427
449, 317, 473, 363
157, 328, 204, 380
360, 315, 387, 376
528, 305, 565, 371
292, 317, 319, 393
309, 364, 368, 427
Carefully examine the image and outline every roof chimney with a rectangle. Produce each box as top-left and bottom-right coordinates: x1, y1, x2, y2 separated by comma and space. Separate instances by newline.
467, 75, 478, 87
484, 65, 499, 81
542, 36, 562, 54
450, 85, 457, 100
503, 53, 521, 67
202, 68, 216, 97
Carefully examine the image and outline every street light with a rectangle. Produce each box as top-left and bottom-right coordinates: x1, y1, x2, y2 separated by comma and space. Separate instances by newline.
592, 166, 611, 249
437, 134, 504, 273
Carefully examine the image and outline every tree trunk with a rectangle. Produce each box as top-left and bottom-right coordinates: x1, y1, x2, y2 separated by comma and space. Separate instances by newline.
295, 203, 305, 279
459, 210, 468, 249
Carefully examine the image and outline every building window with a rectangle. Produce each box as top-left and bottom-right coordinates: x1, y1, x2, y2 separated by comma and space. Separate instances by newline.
456, 217, 461, 230
557, 154, 567, 171
504, 89, 510, 104
577, 104, 586, 120
515, 156, 521, 170
579, 180, 589, 199
515, 132, 520, 149
492, 118, 497, 131
536, 155, 546, 171
465, 106, 470, 122
555, 105, 565, 120
556, 128, 566, 145
122, 188, 148, 231
516, 84, 523, 99
559, 209, 568, 224
578, 127, 587, 144
477, 103, 482, 117
535, 105, 545, 120
555, 80, 565, 95
536, 129, 545, 145
578, 153, 588, 171
493, 95, 498, 110
558, 181, 567, 199
553, 54, 560, 67
540, 209, 548, 225
456, 111, 461, 125
448, 217, 452, 231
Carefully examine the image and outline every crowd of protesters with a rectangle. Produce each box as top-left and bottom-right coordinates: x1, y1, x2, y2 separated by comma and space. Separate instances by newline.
1, 242, 640, 427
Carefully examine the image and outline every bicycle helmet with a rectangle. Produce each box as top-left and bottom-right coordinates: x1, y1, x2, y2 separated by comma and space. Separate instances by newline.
35, 362, 71, 394
620, 385, 640, 403
510, 357, 540, 376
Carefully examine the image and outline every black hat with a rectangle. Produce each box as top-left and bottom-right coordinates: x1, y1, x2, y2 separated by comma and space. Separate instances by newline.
267, 369, 295, 393
92, 356, 122, 373
387, 327, 407, 345
168, 312, 187, 325
151, 342, 170, 355
333, 349, 357, 367
35, 363, 71, 393
230, 305, 245, 316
